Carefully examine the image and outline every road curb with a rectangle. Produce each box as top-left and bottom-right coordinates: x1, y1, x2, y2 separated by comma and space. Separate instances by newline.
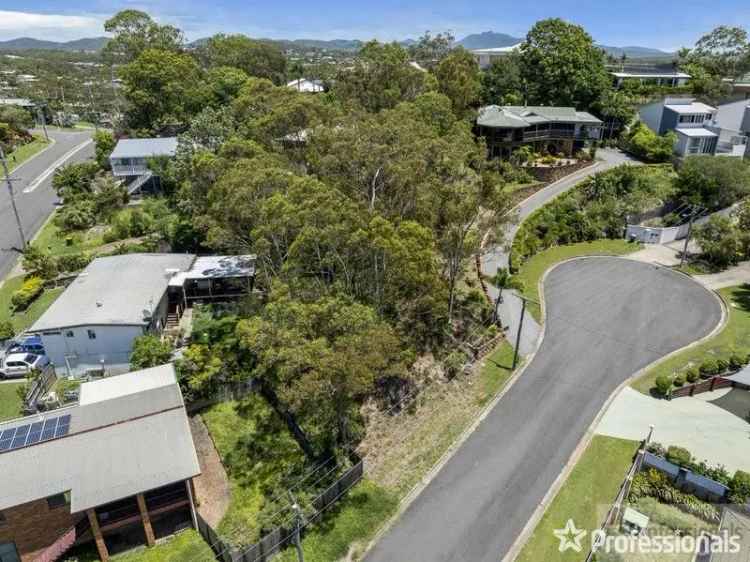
358, 335, 546, 561
501, 255, 728, 562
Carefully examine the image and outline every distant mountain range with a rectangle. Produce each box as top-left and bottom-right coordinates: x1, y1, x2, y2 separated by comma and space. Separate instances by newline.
0, 32, 674, 59
456, 32, 521, 50
457, 31, 674, 58
0, 36, 109, 52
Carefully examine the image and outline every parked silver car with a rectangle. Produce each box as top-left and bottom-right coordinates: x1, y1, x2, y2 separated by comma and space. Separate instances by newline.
0, 353, 50, 379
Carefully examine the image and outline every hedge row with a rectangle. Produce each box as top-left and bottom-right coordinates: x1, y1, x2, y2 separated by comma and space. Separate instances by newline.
11, 276, 43, 311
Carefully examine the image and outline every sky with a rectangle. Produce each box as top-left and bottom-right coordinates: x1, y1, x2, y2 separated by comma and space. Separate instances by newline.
1, 1, 750, 51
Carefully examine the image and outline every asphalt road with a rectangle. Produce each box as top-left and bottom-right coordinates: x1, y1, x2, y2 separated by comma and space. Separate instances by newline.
365, 257, 722, 562
0, 129, 94, 279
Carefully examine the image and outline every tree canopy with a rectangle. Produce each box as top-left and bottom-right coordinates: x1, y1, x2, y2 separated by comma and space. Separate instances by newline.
519, 18, 610, 109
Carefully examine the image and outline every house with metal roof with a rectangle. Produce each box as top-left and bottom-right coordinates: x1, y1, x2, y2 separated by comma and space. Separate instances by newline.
610, 66, 691, 89
0, 364, 201, 562
639, 97, 722, 157
471, 43, 522, 68
28, 253, 255, 376
286, 78, 325, 93
109, 137, 179, 194
475, 105, 603, 159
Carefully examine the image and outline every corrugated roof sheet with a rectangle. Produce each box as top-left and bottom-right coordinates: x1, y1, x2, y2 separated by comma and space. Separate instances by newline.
29, 253, 196, 332
110, 137, 179, 159
665, 101, 716, 114
0, 364, 200, 512
643, 451, 681, 477
476, 105, 603, 128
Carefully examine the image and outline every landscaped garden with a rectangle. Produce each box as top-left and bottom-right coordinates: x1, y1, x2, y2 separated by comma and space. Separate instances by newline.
632, 284, 750, 396
63, 529, 213, 562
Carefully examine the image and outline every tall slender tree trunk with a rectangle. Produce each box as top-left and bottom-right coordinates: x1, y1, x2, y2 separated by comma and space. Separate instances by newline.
258, 380, 318, 463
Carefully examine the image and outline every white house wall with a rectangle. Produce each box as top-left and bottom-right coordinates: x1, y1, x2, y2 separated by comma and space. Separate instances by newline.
39, 325, 145, 377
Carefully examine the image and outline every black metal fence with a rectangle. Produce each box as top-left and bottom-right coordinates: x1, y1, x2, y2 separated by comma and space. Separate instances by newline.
196, 459, 365, 562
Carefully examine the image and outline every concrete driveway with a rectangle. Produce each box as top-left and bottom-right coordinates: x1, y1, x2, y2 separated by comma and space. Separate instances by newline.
365, 257, 721, 562
0, 129, 94, 278
597, 387, 750, 474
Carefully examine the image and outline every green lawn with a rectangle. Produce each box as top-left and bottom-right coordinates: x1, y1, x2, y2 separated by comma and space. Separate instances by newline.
514, 240, 641, 321
201, 396, 306, 546
516, 436, 639, 562
631, 284, 750, 395
32, 218, 105, 256
65, 530, 213, 562
478, 339, 516, 405
0, 275, 64, 333
6, 136, 50, 172
276, 480, 398, 562
0, 382, 24, 422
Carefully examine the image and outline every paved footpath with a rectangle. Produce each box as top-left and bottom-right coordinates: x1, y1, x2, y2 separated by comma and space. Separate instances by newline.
365, 257, 721, 562
0, 129, 94, 279
481, 149, 639, 356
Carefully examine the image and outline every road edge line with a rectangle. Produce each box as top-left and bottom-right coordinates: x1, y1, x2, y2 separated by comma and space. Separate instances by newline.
502, 255, 728, 562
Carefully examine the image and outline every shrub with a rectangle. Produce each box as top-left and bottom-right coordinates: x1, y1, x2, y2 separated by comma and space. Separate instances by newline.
55, 200, 96, 231
655, 374, 673, 396
129, 335, 173, 369
629, 469, 720, 523
685, 368, 699, 383
699, 359, 718, 378
716, 358, 729, 373
22, 246, 58, 279
673, 374, 686, 387
57, 253, 92, 273
0, 321, 14, 341
666, 445, 693, 467
729, 470, 750, 504
728, 354, 745, 370
11, 277, 43, 310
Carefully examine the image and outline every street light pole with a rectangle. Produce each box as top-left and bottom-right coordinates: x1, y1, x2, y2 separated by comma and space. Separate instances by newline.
680, 207, 698, 268
0, 145, 27, 249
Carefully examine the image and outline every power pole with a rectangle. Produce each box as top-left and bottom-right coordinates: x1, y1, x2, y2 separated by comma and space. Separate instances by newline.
0, 145, 27, 249
37, 106, 49, 141
512, 297, 527, 369
288, 492, 305, 562
86, 83, 99, 132
679, 206, 700, 268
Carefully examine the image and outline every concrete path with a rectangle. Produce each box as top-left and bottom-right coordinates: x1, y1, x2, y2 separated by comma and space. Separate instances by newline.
0, 129, 94, 279
695, 261, 750, 290
481, 149, 640, 356
596, 387, 750, 474
365, 257, 721, 562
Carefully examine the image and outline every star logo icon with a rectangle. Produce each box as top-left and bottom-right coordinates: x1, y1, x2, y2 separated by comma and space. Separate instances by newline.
553, 519, 587, 553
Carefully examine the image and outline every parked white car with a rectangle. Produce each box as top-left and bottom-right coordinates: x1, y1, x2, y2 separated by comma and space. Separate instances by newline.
0, 353, 50, 379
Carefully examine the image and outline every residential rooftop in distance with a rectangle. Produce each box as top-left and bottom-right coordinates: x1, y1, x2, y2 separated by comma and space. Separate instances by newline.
109, 137, 179, 160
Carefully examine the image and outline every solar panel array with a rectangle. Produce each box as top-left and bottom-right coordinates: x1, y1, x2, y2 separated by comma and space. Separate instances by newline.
0, 414, 71, 453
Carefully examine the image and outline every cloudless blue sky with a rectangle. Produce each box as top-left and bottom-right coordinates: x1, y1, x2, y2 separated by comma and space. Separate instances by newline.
2, 0, 750, 50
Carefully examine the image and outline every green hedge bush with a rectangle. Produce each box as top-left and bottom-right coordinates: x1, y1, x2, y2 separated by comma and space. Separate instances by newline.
11, 276, 43, 310
0, 320, 14, 341
655, 374, 672, 396
685, 368, 699, 383
699, 359, 718, 378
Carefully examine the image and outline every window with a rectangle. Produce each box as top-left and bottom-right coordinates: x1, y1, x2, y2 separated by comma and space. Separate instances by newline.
0, 542, 20, 562
46, 492, 70, 510
65, 330, 74, 338
87, 329, 96, 340
42, 331, 61, 336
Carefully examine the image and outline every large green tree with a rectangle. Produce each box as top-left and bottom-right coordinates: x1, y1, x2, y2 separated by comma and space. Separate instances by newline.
198, 34, 287, 84
676, 156, 750, 210
119, 48, 207, 132
519, 18, 610, 108
333, 40, 433, 112
237, 287, 409, 459
434, 47, 481, 117
689, 25, 750, 78
103, 10, 184, 64
480, 54, 524, 105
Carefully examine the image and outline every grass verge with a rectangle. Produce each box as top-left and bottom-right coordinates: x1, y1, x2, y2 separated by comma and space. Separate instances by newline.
631, 284, 750, 395
0, 382, 24, 421
0, 275, 64, 333
514, 240, 641, 321
65, 529, 213, 562
32, 218, 106, 256
6, 136, 50, 172
516, 436, 640, 562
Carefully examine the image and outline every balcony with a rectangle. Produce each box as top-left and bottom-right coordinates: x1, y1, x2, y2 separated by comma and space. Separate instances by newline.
111, 163, 150, 177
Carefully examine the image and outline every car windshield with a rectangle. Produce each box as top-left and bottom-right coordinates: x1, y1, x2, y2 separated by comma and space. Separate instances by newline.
24, 354, 37, 363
